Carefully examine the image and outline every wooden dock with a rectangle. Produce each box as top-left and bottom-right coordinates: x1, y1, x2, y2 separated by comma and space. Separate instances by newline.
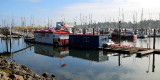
154, 49, 160, 54
104, 44, 140, 54
103, 44, 160, 56
136, 49, 154, 57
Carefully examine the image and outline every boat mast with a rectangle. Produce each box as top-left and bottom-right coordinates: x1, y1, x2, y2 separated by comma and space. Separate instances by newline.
141, 8, 144, 34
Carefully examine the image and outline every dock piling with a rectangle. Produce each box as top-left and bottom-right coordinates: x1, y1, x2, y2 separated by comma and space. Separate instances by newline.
153, 29, 156, 49
93, 28, 94, 35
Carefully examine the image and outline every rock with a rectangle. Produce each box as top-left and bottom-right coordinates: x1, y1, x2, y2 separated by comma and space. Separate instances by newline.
33, 74, 40, 79
51, 74, 55, 78
23, 74, 32, 80
13, 60, 16, 62
42, 72, 50, 78
51, 78, 55, 80
16, 70, 25, 76
22, 74, 27, 79
21, 65, 27, 69
0, 72, 10, 80
2, 60, 8, 64
28, 77, 33, 80
26, 69, 32, 74
0, 72, 3, 78
0, 56, 6, 60
0, 56, 55, 80
9, 74, 16, 79
15, 75, 24, 80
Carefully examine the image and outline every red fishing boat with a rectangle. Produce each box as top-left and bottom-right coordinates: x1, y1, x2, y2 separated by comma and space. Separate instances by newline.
111, 29, 137, 39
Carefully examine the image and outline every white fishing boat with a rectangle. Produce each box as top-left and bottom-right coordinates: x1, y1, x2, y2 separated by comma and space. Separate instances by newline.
137, 34, 148, 38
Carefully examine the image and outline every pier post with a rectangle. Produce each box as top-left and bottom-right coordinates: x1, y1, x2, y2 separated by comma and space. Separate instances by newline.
93, 28, 94, 35
153, 29, 156, 49
6, 38, 8, 52
72, 28, 74, 34
83, 28, 86, 34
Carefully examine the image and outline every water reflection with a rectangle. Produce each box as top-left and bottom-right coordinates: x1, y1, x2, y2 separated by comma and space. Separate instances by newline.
111, 38, 160, 49
0, 38, 28, 53
34, 44, 112, 62
136, 53, 156, 73
152, 53, 155, 72
69, 48, 111, 62
1, 38, 160, 80
34, 44, 69, 58
111, 38, 137, 43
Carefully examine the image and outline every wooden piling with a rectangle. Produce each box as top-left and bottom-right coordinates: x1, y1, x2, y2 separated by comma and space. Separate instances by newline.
93, 28, 94, 35
83, 28, 86, 34
153, 29, 156, 49
72, 28, 74, 34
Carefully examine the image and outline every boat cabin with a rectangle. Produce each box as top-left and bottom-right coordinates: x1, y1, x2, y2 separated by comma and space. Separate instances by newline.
69, 34, 109, 49
34, 29, 70, 46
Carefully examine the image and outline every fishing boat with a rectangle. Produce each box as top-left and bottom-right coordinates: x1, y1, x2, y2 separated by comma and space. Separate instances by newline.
137, 33, 148, 38
148, 33, 160, 37
111, 29, 137, 39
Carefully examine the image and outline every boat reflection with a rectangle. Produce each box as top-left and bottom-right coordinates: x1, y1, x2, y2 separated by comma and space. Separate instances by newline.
111, 38, 137, 43
34, 44, 69, 58
69, 48, 114, 62
34, 44, 115, 62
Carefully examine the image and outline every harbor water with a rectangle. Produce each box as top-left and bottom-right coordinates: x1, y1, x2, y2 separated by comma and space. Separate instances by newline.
1, 37, 160, 80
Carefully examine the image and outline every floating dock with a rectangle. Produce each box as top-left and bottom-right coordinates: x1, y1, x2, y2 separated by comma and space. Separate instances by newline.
136, 49, 154, 57
103, 44, 160, 57
104, 44, 139, 54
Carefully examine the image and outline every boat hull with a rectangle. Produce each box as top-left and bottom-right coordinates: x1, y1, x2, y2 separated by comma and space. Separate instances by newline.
111, 33, 137, 39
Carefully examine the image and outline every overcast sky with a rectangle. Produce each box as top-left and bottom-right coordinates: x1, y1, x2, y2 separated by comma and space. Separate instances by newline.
1, 0, 160, 26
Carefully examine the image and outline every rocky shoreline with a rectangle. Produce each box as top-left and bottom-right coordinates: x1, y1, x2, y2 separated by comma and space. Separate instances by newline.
0, 56, 55, 80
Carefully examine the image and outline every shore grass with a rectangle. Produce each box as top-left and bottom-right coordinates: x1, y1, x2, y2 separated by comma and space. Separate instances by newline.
0, 69, 11, 73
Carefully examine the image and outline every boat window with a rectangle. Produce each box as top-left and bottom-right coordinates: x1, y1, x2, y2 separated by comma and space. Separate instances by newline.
101, 38, 106, 43
38, 33, 41, 38
41, 33, 45, 36
46, 33, 49, 37
53, 34, 55, 37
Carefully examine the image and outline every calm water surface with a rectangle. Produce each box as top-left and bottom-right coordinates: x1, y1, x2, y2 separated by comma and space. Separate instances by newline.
1, 37, 160, 80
